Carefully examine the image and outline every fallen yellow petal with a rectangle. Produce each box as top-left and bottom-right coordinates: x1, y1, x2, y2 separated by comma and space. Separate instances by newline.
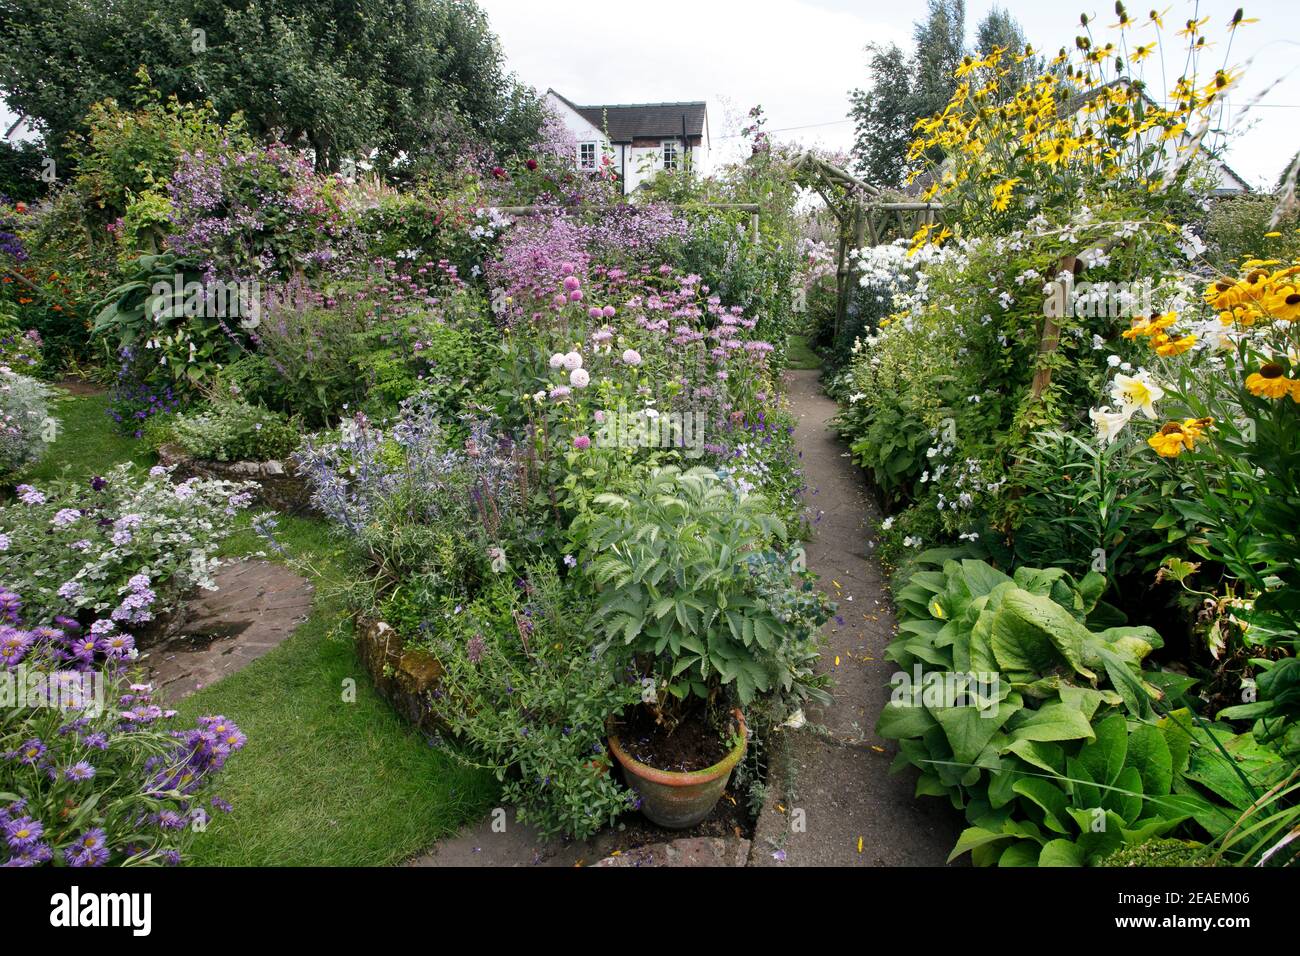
834, 656, 841, 666
857, 837, 863, 853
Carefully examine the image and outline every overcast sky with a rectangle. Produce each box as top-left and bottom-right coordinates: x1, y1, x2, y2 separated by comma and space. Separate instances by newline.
480, 0, 1300, 188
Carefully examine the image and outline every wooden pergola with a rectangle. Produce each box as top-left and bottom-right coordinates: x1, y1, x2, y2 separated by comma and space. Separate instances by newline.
791, 151, 943, 341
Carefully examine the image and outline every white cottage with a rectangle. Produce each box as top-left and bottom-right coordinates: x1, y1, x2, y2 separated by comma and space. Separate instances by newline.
545, 90, 710, 195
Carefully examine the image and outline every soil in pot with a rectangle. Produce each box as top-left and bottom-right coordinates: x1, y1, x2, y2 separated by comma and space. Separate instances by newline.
616, 704, 733, 773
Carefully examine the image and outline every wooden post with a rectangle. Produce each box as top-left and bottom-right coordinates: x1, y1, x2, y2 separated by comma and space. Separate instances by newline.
1029, 255, 1079, 400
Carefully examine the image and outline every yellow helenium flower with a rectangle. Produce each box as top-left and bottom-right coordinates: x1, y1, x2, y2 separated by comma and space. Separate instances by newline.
1154, 333, 1197, 357
1147, 418, 1211, 458
1245, 363, 1300, 400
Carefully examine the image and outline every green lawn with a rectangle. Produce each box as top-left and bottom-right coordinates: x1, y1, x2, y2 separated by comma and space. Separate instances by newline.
178, 514, 498, 866
786, 333, 822, 370
18, 390, 498, 866
21, 386, 155, 484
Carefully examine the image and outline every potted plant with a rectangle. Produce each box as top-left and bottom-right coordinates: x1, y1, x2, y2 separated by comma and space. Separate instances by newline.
577, 466, 832, 828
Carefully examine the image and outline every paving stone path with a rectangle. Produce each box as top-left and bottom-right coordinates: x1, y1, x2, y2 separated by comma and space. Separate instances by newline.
412, 369, 961, 867
745, 369, 961, 866
141, 560, 314, 702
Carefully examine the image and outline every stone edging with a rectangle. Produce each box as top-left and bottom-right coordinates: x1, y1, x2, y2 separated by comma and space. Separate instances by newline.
354, 617, 446, 735
157, 443, 313, 514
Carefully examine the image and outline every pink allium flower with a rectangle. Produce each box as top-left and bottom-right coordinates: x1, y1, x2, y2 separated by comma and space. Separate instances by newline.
573, 435, 591, 450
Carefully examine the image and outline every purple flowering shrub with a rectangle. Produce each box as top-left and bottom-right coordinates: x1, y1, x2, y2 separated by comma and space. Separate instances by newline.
424, 561, 640, 840
0, 463, 254, 627
1, 600, 244, 867
166, 145, 351, 283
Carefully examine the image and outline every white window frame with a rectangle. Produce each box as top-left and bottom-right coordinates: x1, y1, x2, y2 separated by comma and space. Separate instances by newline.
579, 142, 597, 171
661, 140, 679, 171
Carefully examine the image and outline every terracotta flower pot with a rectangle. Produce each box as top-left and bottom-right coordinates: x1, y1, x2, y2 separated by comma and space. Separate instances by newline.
609, 709, 747, 829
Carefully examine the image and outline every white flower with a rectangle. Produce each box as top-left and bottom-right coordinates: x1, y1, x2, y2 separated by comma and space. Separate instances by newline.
880, 517, 895, 530
569, 368, 590, 389
562, 351, 583, 371
1110, 370, 1164, 419
548, 353, 565, 369
1107, 354, 1122, 367
621, 349, 642, 366
1089, 406, 1131, 445
532, 390, 547, 403
903, 536, 922, 548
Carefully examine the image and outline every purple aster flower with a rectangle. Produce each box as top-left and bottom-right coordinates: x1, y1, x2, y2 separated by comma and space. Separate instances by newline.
0, 628, 32, 667
64, 828, 109, 867
3, 815, 43, 849
14, 739, 45, 765
0, 590, 21, 625
64, 761, 96, 782
2, 842, 52, 866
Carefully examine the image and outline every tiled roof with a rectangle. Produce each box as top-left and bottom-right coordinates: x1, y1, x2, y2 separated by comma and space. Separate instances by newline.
550, 90, 707, 142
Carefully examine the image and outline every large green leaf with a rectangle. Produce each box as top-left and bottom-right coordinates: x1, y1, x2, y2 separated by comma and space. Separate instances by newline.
991, 588, 1096, 680
1008, 702, 1097, 744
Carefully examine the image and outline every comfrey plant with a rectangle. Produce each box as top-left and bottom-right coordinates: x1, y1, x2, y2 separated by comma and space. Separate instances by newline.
0, 464, 254, 625
1, 597, 244, 867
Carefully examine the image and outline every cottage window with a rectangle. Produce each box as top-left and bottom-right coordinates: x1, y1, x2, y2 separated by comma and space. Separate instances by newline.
579, 142, 597, 170
662, 140, 679, 171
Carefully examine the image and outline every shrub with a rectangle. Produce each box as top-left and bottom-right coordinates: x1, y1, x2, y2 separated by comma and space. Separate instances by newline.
0, 368, 54, 477
93, 253, 252, 399
167, 399, 299, 463
297, 394, 540, 612
575, 465, 830, 721
66, 69, 253, 232
0, 464, 253, 626
426, 563, 640, 840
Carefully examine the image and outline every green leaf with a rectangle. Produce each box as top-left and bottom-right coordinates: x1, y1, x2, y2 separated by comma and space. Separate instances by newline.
1009, 702, 1097, 744
1038, 838, 1086, 866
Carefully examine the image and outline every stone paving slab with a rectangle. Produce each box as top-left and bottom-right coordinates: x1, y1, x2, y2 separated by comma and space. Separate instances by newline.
141, 559, 314, 701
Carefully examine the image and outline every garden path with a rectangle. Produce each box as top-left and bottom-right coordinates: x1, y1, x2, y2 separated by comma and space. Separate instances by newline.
143, 560, 315, 702
745, 369, 962, 866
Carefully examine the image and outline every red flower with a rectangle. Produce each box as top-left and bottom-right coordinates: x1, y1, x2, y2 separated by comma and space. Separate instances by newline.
492, 166, 506, 179
526, 159, 538, 171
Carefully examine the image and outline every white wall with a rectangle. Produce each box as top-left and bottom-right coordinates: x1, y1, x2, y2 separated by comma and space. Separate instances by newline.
544, 92, 610, 176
